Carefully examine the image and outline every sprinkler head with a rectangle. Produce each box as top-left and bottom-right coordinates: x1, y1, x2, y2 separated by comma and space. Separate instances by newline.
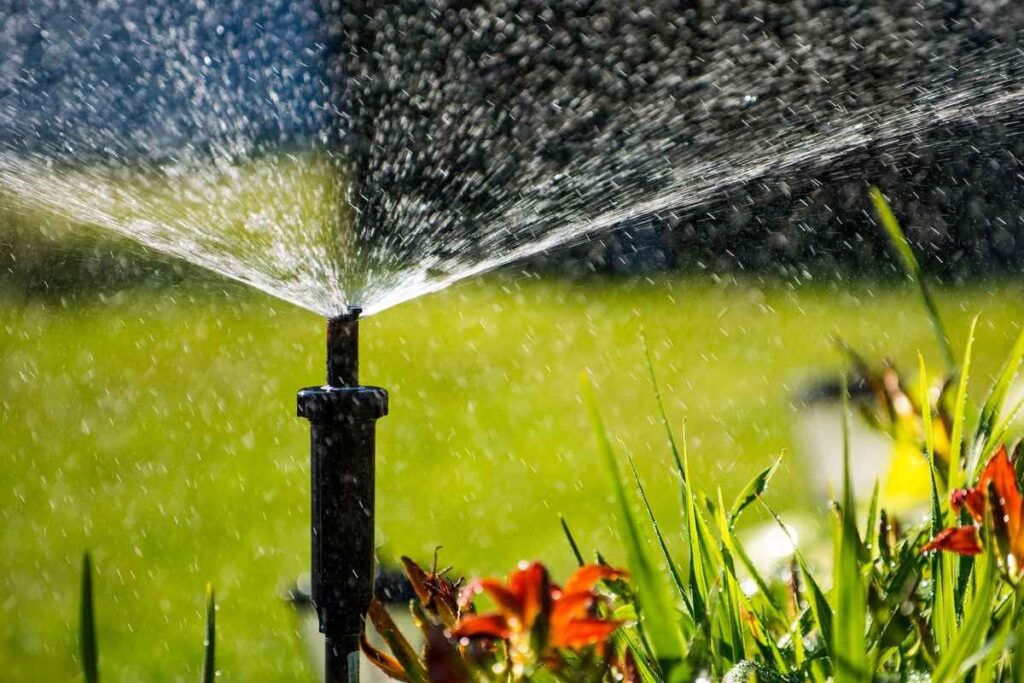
326, 306, 362, 387
298, 311, 388, 682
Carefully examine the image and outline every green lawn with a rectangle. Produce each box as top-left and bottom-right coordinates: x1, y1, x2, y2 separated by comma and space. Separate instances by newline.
2, 274, 1023, 680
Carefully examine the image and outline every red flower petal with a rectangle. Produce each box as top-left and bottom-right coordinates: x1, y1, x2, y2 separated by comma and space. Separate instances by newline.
460, 578, 522, 619
562, 565, 628, 596
979, 446, 1019, 500
950, 487, 986, 522
508, 562, 550, 630
922, 526, 983, 556
550, 618, 623, 649
550, 591, 595, 628
980, 446, 1024, 541
451, 614, 513, 640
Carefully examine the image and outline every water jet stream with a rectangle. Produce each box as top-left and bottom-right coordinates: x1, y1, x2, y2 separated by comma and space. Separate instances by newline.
2, 2, 1023, 316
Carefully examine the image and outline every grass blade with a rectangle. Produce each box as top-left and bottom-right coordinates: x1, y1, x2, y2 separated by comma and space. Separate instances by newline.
969, 613, 1012, 683
582, 373, 687, 666
972, 324, 1024, 472
203, 584, 216, 683
931, 545, 997, 683
711, 489, 745, 662
832, 377, 868, 682
622, 446, 695, 621
869, 187, 955, 370
723, 525, 786, 622
642, 332, 685, 477
613, 616, 669, 683
1013, 598, 1024, 682
559, 515, 585, 567
678, 426, 722, 633
947, 316, 979, 494
728, 456, 782, 529
981, 394, 1024, 466
762, 501, 834, 658
920, 354, 957, 655
80, 552, 99, 683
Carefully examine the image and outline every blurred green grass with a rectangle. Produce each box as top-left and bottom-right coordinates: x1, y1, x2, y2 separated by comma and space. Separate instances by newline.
1, 274, 1023, 680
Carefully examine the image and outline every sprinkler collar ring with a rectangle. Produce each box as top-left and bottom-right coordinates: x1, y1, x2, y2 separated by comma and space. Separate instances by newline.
297, 385, 388, 422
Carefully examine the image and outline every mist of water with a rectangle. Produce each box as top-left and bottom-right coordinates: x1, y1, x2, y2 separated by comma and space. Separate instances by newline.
1, 1, 1023, 316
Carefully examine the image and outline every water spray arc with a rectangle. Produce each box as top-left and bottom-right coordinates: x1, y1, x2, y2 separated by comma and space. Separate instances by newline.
297, 308, 388, 682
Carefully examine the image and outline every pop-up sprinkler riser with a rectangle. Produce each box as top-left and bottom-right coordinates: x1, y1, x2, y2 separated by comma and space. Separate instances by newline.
297, 307, 388, 682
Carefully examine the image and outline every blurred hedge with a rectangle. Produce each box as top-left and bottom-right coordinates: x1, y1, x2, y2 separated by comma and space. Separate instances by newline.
0, 206, 192, 299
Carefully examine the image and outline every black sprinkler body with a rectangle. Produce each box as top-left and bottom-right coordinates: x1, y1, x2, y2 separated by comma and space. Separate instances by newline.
297, 307, 388, 682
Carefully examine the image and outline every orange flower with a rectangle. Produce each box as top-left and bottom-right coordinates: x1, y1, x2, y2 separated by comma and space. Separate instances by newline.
401, 555, 465, 627
923, 446, 1024, 572
452, 562, 626, 674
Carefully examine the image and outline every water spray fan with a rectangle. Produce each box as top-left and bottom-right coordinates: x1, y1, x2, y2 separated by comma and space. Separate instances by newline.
297, 307, 388, 682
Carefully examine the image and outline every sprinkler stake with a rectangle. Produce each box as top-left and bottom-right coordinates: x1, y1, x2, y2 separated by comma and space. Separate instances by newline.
298, 307, 388, 683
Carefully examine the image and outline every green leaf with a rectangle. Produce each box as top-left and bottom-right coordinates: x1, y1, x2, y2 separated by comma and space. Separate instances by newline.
762, 502, 833, 660
832, 377, 868, 683
972, 324, 1024, 474
920, 354, 957, 655
679, 427, 721, 634
582, 373, 687, 666
931, 545, 998, 683
947, 316, 979, 495
728, 456, 782, 529
980, 394, 1024, 466
722, 525, 786, 623
968, 612, 1012, 683
1013, 598, 1024, 682
203, 584, 216, 683
80, 552, 99, 683
641, 332, 685, 478
714, 488, 747, 664
869, 187, 955, 370
622, 447, 695, 622
613, 617, 668, 683
863, 480, 880, 559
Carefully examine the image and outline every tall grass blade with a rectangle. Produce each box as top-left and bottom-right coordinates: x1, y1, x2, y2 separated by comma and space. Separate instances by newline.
864, 480, 879, 559
559, 515, 585, 567
982, 394, 1024, 465
762, 502, 834, 658
678, 426, 721, 632
613, 618, 670, 683
1013, 599, 1024, 682
920, 354, 957, 654
80, 552, 99, 683
641, 333, 685, 476
968, 614, 1012, 683
203, 584, 216, 683
948, 316, 979, 495
723, 524, 786, 622
972, 324, 1024, 473
931, 545, 997, 683
622, 447, 694, 620
582, 373, 686, 665
869, 187, 955, 370
728, 456, 782, 529
715, 488, 748, 664
833, 377, 868, 682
